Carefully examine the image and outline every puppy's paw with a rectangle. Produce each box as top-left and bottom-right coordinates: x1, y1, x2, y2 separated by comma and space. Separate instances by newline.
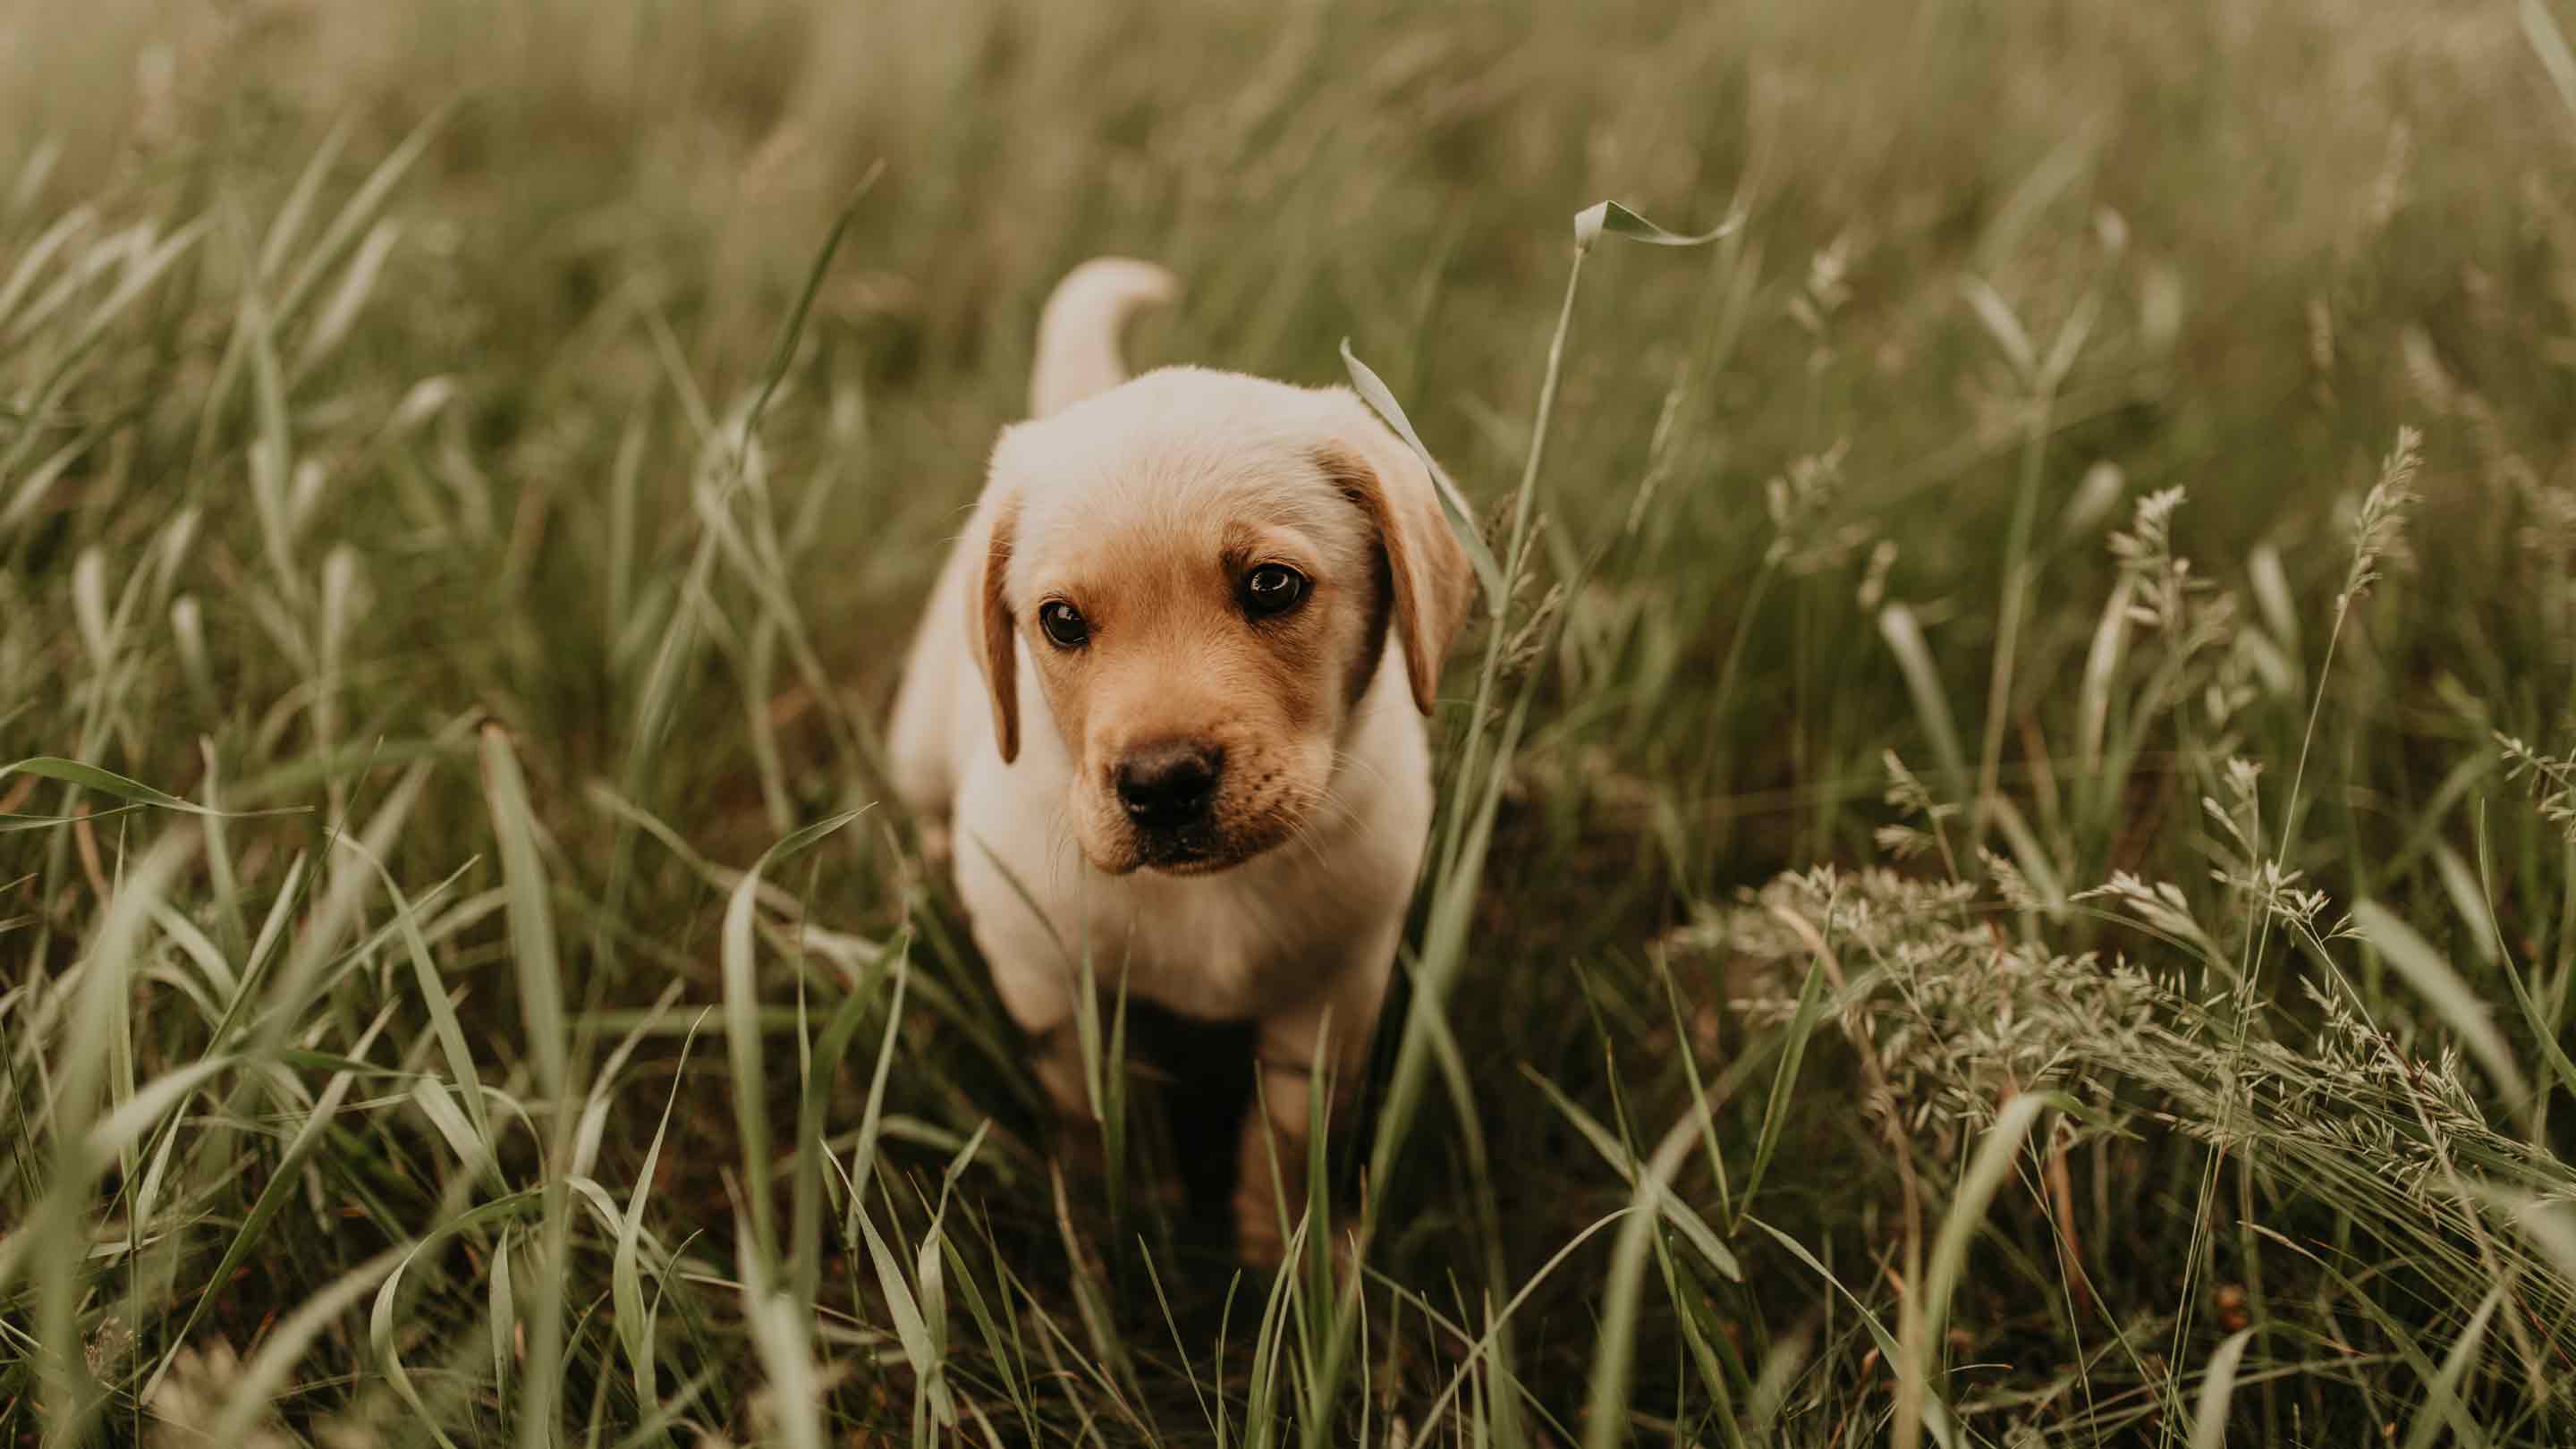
1231, 1179, 1290, 1271
1051, 1122, 1109, 1183
1230, 1183, 1368, 1284
1229, 1149, 1348, 1275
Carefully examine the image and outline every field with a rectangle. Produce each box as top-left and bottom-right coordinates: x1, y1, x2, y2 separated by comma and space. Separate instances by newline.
10, 0, 2576, 1444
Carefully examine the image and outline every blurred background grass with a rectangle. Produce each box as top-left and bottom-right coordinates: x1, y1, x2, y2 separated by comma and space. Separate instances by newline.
9, 0, 2576, 1444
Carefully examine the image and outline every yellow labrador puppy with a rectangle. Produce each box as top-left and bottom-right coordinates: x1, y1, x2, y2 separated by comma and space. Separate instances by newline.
887, 258, 1471, 1260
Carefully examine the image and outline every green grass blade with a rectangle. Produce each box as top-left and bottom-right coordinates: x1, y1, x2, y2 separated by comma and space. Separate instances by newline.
0, 757, 289, 818
1524, 1066, 1740, 1281
1339, 338, 1504, 606
208, 1245, 411, 1446
2353, 899, 2534, 1112
721, 808, 864, 1269
1734, 952, 1827, 1229
1572, 199, 1742, 250
2399, 1290, 2501, 1449
1879, 604, 1972, 800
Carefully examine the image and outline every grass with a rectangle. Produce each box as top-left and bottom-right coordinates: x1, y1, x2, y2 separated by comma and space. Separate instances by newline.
9, 0, 2576, 1442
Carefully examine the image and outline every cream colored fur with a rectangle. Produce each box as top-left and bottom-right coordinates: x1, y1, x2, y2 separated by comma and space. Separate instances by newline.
886, 257, 1470, 1261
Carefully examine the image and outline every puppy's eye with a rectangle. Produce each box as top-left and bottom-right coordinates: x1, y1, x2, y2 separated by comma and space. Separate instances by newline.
1037, 600, 1089, 649
1241, 564, 1308, 618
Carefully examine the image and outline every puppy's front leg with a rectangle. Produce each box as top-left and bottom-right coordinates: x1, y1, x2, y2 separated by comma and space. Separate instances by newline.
1234, 970, 1386, 1267
1024, 1019, 1093, 1119
1024, 1019, 1112, 1180
976, 932, 1106, 1174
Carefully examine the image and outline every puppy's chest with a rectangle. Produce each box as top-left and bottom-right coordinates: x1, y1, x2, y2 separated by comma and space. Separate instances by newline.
1088, 858, 1379, 1021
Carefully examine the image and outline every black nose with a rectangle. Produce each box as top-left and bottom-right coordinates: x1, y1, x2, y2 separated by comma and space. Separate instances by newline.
1114, 741, 1223, 828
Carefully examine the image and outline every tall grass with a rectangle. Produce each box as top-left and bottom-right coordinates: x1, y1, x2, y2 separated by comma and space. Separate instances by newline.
9, 0, 2576, 1444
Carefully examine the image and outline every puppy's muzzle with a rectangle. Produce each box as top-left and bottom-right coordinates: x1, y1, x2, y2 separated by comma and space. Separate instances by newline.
1114, 740, 1224, 832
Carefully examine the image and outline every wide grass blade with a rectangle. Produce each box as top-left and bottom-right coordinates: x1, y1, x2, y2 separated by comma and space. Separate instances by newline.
2353, 899, 2534, 1112
0, 757, 285, 818
144, 1001, 401, 1400
1572, 199, 1742, 250
1879, 604, 1972, 799
1339, 338, 1504, 606
206, 1245, 411, 1446
721, 808, 863, 1268
2187, 1326, 2256, 1449
1525, 1067, 1740, 1281
1909, 1092, 2067, 1449
1578, 1085, 1742, 1449
371, 1192, 545, 1447
2400, 1290, 2502, 1449
480, 724, 577, 1449
616, 1007, 707, 1409
340, 836, 497, 1182
1734, 952, 1827, 1229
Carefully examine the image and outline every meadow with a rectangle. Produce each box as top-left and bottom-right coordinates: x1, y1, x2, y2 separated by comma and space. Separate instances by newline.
8, 0, 2576, 1444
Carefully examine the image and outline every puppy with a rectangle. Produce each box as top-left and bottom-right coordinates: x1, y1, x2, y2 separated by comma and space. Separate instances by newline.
887, 258, 1472, 1261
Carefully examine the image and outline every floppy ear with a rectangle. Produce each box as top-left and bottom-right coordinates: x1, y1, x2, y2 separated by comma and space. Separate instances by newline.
963, 487, 1023, 763
1318, 413, 1475, 716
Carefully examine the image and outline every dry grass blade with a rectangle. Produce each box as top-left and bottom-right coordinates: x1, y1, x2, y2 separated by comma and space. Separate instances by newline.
2187, 1326, 2256, 1449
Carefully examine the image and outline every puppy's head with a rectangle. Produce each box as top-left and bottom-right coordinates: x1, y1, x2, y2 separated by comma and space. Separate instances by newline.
961, 367, 1472, 876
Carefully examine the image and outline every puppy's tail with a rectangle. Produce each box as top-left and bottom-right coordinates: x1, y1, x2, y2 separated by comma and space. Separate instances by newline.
1030, 257, 1179, 418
